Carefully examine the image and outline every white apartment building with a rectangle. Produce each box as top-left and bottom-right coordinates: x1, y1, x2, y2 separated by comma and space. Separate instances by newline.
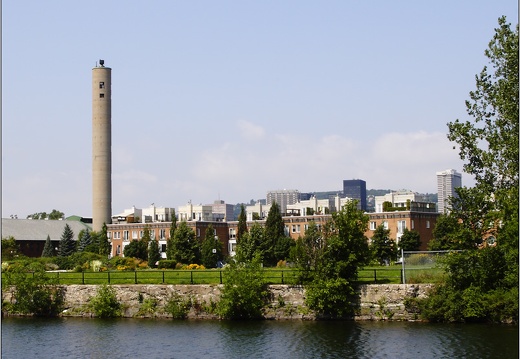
112, 205, 175, 224
286, 195, 352, 215
374, 190, 425, 213
437, 169, 462, 213
178, 202, 213, 221
246, 201, 271, 221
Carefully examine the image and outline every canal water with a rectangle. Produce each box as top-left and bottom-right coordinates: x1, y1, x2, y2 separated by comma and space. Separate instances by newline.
2, 317, 518, 359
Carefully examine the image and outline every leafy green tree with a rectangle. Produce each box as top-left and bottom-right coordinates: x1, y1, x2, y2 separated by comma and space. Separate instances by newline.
98, 223, 111, 257
2, 236, 21, 260
201, 224, 223, 268
123, 240, 147, 261
419, 17, 519, 323
89, 284, 122, 318
41, 235, 55, 257
217, 254, 267, 319
237, 204, 248, 242
398, 228, 421, 252
236, 222, 264, 263
429, 214, 473, 250
26, 209, 64, 220
305, 200, 371, 318
291, 221, 324, 276
48, 209, 64, 220
264, 202, 291, 265
166, 210, 177, 260
370, 224, 397, 265
148, 238, 161, 268
170, 221, 200, 264
58, 224, 76, 257
77, 229, 92, 252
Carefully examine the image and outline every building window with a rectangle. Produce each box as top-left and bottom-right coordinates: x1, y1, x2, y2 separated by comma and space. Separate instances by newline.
116, 245, 121, 255
397, 220, 406, 234
159, 229, 166, 239
292, 225, 296, 233
426, 221, 430, 229
99, 93, 105, 98
411, 220, 415, 230
99, 82, 105, 89
296, 224, 301, 233
123, 231, 129, 240
370, 221, 377, 230
161, 244, 167, 253
132, 231, 138, 239
229, 228, 236, 239
382, 221, 388, 230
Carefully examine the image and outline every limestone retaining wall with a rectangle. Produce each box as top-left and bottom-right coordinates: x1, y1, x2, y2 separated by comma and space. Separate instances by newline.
2, 284, 432, 320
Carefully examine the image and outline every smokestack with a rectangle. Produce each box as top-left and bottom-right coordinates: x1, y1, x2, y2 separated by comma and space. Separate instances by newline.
92, 60, 112, 232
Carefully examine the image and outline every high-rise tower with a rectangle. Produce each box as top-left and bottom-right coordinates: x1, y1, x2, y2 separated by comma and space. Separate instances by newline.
343, 179, 367, 211
436, 169, 462, 213
92, 60, 112, 232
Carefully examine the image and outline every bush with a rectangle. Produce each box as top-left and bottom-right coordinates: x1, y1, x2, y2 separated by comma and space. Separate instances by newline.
2, 261, 64, 316
164, 292, 192, 319
108, 256, 139, 271
217, 256, 267, 320
89, 284, 122, 318
158, 260, 177, 269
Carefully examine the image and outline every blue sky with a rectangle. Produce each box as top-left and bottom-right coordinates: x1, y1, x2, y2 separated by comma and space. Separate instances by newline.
2, 1, 517, 218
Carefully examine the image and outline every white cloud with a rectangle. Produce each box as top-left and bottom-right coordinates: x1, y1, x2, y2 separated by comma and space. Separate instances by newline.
237, 120, 265, 140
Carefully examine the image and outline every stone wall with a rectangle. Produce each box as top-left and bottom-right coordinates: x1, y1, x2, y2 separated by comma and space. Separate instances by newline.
2, 284, 432, 321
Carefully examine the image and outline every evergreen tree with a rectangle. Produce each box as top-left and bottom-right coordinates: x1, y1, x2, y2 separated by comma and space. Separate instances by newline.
170, 221, 200, 264
370, 224, 397, 265
98, 223, 111, 257
77, 229, 92, 252
166, 210, 177, 260
58, 224, 76, 257
148, 238, 161, 268
237, 204, 248, 242
264, 202, 290, 266
41, 235, 55, 257
398, 228, 421, 252
201, 224, 223, 268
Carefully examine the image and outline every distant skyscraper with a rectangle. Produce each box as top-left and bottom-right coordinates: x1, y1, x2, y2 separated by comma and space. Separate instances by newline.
92, 60, 112, 232
436, 169, 462, 213
343, 179, 367, 211
266, 189, 300, 214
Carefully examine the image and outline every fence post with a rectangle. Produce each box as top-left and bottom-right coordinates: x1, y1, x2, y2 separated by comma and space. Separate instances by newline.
400, 269, 403, 284
281, 270, 284, 284
82, 271, 85, 285
108, 271, 110, 284
56, 271, 59, 284
190, 271, 194, 284
135, 270, 137, 284
220, 271, 223, 284
374, 269, 377, 284
162, 271, 165, 284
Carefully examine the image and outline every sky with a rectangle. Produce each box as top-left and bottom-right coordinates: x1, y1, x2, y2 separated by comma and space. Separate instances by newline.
2, 1, 518, 219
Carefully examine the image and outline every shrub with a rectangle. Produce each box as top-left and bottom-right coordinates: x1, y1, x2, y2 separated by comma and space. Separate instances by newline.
89, 284, 122, 318
164, 292, 192, 319
136, 297, 159, 317
158, 260, 177, 269
2, 261, 64, 316
217, 255, 267, 320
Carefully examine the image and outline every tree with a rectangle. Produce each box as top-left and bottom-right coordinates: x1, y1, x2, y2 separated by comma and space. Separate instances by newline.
48, 209, 64, 220
235, 222, 264, 263
77, 229, 92, 252
398, 228, 421, 252
263, 202, 291, 265
429, 214, 473, 250
58, 224, 76, 257
2, 236, 21, 260
370, 224, 397, 265
170, 221, 200, 264
420, 17, 519, 323
98, 223, 111, 257
26, 209, 64, 220
148, 238, 161, 268
305, 200, 371, 317
123, 240, 147, 261
237, 204, 248, 242
291, 221, 325, 273
42, 235, 55, 257
166, 209, 177, 260
201, 224, 223, 268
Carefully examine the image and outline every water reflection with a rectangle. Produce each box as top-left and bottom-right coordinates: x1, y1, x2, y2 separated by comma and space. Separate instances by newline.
2, 317, 518, 359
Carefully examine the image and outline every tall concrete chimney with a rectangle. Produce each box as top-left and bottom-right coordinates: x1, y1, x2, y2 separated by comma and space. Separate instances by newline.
92, 60, 112, 232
